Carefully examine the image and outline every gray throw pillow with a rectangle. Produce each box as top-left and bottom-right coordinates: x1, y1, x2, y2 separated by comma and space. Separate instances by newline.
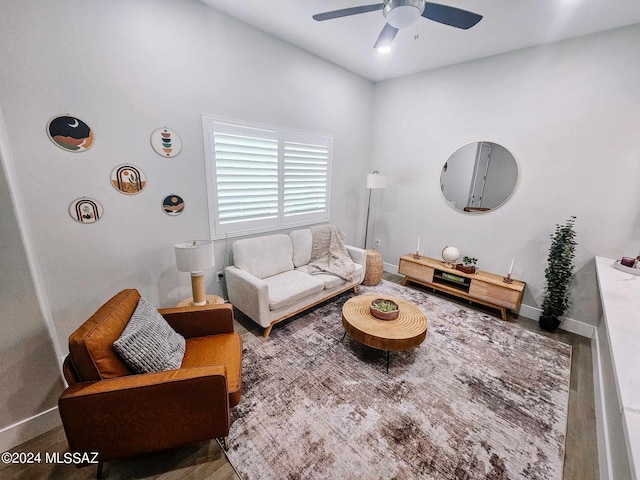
113, 296, 186, 374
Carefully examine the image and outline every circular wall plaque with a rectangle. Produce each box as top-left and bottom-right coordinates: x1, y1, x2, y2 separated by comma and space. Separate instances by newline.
47, 115, 94, 152
110, 164, 146, 195
68, 197, 103, 223
150, 127, 182, 158
162, 194, 185, 216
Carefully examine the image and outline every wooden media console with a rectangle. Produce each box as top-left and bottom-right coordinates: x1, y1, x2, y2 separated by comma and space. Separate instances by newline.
398, 254, 525, 321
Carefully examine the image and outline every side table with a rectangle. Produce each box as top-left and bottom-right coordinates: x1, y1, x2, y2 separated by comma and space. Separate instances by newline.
176, 294, 225, 308
362, 249, 383, 286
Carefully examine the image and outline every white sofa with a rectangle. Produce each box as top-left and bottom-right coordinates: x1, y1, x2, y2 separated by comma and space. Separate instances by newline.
225, 228, 366, 337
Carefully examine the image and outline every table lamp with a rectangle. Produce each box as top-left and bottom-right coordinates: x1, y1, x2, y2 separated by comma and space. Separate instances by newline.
364, 170, 389, 249
175, 240, 215, 306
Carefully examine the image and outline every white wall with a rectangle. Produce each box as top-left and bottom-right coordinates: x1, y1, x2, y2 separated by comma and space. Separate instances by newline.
370, 25, 640, 326
0, 108, 65, 450
0, 0, 374, 354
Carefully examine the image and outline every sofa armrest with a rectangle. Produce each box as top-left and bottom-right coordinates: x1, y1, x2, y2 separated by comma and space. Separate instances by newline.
225, 265, 271, 328
58, 366, 229, 463
159, 304, 234, 337
346, 245, 366, 269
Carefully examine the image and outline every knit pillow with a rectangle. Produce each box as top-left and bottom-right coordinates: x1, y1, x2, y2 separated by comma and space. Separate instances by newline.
113, 296, 186, 374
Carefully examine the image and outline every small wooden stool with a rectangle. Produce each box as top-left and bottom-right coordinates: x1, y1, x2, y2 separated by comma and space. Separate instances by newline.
362, 250, 383, 286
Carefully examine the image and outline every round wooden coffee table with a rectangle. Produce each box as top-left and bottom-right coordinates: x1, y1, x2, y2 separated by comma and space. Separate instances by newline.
341, 294, 427, 372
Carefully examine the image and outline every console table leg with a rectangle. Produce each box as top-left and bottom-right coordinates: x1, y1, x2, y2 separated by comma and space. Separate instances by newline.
501, 308, 508, 321
341, 331, 347, 342
386, 351, 390, 374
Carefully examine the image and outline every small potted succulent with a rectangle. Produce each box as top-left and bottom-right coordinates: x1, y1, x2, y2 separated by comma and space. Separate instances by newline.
456, 256, 478, 274
370, 298, 399, 321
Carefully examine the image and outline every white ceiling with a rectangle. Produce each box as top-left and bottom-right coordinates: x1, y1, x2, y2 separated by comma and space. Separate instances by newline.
199, 0, 640, 82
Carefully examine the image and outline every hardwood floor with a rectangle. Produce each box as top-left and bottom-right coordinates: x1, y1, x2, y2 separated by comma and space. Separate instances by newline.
2, 273, 598, 479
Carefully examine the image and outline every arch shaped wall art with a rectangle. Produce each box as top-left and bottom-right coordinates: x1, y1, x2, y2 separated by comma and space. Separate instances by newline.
110, 164, 146, 195
47, 115, 94, 152
68, 197, 103, 223
150, 127, 182, 158
162, 194, 185, 216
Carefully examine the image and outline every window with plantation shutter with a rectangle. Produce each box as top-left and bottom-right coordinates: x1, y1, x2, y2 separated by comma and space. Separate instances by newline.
203, 115, 332, 237
284, 140, 329, 218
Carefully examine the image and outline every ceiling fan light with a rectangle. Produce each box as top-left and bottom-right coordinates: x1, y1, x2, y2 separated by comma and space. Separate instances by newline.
386, 5, 421, 28
377, 46, 392, 54
383, 0, 425, 28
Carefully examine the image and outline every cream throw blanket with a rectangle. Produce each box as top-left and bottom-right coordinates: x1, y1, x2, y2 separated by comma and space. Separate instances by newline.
307, 225, 357, 282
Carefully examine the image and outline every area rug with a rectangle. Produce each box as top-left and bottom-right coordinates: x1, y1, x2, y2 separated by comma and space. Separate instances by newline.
225, 280, 571, 480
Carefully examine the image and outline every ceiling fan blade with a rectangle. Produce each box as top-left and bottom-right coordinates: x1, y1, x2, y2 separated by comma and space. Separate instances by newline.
422, 2, 483, 30
373, 23, 399, 49
313, 4, 383, 21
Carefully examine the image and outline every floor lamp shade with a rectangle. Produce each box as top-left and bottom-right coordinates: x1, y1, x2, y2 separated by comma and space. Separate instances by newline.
367, 172, 389, 189
364, 171, 389, 249
175, 240, 215, 306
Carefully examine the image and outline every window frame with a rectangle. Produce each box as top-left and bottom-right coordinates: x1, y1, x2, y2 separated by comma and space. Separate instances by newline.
202, 114, 333, 239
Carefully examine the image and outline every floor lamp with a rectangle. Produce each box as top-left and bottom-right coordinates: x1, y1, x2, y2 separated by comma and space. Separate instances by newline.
175, 240, 215, 306
364, 170, 389, 249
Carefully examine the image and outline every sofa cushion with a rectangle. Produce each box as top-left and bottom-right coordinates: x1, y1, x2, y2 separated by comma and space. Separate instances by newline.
312, 273, 344, 290
113, 297, 186, 374
290, 229, 312, 267
182, 333, 243, 406
295, 265, 343, 289
233, 234, 294, 279
68, 289, 140, 381
264, 270, 325, 310
296, 263, 363, 290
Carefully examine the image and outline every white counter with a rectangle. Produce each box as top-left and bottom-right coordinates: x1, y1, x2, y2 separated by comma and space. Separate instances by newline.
595, 256, 640, 479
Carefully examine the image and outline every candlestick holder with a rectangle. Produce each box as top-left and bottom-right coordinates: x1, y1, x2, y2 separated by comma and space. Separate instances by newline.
503, 273, 513, 284
413, 250, 421, 259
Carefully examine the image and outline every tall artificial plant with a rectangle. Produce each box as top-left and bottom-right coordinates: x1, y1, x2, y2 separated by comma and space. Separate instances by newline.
540, 216, 578, 332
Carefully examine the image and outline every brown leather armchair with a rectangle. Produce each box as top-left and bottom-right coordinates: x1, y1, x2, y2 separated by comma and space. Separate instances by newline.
58, 289, 242, 476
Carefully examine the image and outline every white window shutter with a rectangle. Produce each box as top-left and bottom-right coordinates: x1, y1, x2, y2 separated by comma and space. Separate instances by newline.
283, 140, 329, 218
213, 130, 279, 225
203, 115, 332, 237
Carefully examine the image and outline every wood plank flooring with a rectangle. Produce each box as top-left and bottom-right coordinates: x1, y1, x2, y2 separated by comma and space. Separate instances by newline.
1, 273, 598, 479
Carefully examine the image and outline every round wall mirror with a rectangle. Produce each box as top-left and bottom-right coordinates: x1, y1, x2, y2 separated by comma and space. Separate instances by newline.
440, 141, 518, 213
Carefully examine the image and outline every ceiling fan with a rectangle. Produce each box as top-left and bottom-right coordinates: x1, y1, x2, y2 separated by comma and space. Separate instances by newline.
313, 0, 483, 49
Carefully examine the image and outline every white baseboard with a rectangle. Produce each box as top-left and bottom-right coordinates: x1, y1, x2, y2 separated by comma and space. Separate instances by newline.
0, 407, 61, 452
383, 261, 398, 275
591, 327, 613, 480
558, 316, 597, 338
385, 262, 595, 338
518, 304, 596, 338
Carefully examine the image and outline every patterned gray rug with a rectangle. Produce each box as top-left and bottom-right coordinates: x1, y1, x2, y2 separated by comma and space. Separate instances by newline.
226, 280, 571, 479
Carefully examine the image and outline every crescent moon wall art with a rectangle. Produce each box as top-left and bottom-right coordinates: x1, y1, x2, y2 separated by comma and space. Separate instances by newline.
150, 127, 182, 158
68, 197, 103, 223
47, 115, 94, 152
162, 194, 185, 216
110, 164, 147, 195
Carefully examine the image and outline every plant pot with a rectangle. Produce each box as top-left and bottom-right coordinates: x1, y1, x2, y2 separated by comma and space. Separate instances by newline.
539, 315, 561, 332
370, 299, 399, 321
455, 264, 476, 274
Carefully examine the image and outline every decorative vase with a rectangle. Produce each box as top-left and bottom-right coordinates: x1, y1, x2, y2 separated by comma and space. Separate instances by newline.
539, 315, 561, 332
370, 299, 399, 321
